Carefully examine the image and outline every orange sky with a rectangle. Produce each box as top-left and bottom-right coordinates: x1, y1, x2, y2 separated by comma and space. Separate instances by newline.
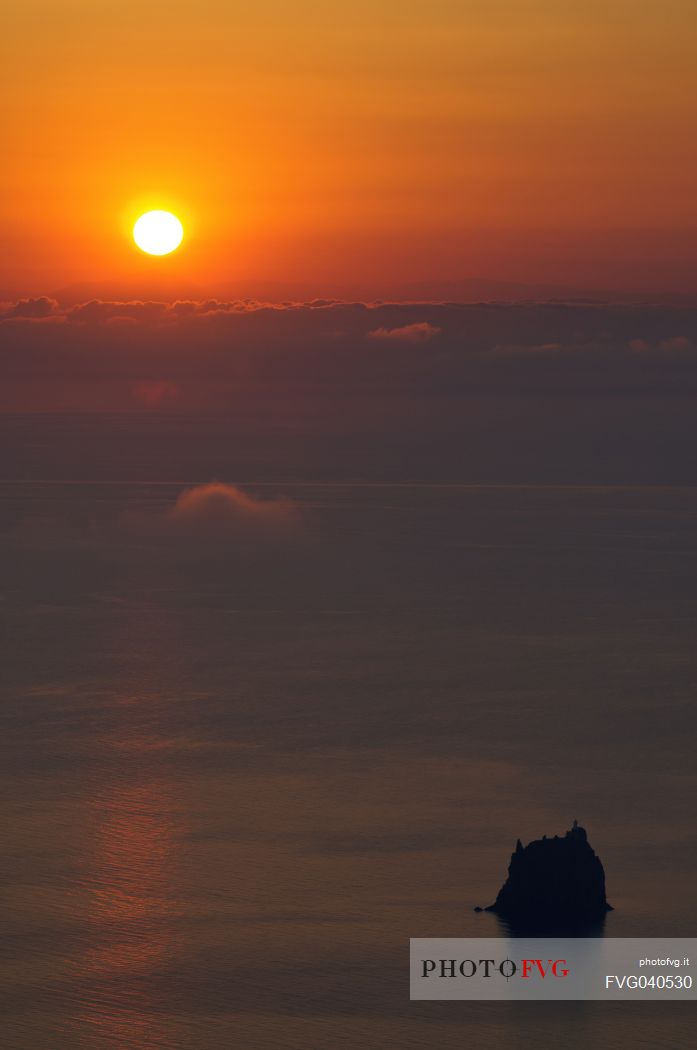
2, 0, 697, 296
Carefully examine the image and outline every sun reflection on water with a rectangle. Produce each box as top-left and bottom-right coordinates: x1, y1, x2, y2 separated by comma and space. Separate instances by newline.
69, 608, 188, 1049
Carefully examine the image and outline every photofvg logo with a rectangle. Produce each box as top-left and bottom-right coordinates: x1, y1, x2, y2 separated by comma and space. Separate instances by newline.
421, 956, 569, 981
410, 938, 697, 1001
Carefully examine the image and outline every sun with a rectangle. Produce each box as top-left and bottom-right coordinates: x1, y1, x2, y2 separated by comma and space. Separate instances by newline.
133, 210, 184, 256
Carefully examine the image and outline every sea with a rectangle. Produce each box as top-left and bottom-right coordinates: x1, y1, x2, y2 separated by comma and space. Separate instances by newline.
1, 413, 695, 1048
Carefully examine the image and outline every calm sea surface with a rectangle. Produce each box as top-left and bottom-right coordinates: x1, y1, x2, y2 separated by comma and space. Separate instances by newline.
1, 416, 695, 1048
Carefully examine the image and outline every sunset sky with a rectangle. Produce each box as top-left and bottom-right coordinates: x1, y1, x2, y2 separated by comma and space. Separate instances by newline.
3, 9, 697, 1049
3, 0, 697, 296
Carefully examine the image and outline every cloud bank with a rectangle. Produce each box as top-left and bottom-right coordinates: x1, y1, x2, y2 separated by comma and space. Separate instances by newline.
3, 298, 697, 484
2, 299, 697, 403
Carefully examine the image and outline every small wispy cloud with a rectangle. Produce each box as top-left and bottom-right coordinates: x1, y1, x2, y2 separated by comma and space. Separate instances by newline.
368, 321, 441, 343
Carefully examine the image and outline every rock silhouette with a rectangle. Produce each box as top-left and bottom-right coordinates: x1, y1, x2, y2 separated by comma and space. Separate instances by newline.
485, 821, 612, 931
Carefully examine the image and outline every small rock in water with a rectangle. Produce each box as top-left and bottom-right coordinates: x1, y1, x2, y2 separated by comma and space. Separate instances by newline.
485, 821, 612, 930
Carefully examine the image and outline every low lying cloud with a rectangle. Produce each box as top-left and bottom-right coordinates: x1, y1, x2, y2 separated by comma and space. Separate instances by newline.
124, 483, 302, 544
168, 482, 300, 538
368, 321, 441, 343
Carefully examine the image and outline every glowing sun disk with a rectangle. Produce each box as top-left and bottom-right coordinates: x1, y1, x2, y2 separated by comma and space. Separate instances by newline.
133, 211, 184, 256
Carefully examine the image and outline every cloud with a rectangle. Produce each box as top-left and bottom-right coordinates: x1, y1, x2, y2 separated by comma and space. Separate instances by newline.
60, 297, 356, 326
2, 296, 58, 319
67, 299, 171, 325
123, 482, 302, 543
368, 321, 441, 343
